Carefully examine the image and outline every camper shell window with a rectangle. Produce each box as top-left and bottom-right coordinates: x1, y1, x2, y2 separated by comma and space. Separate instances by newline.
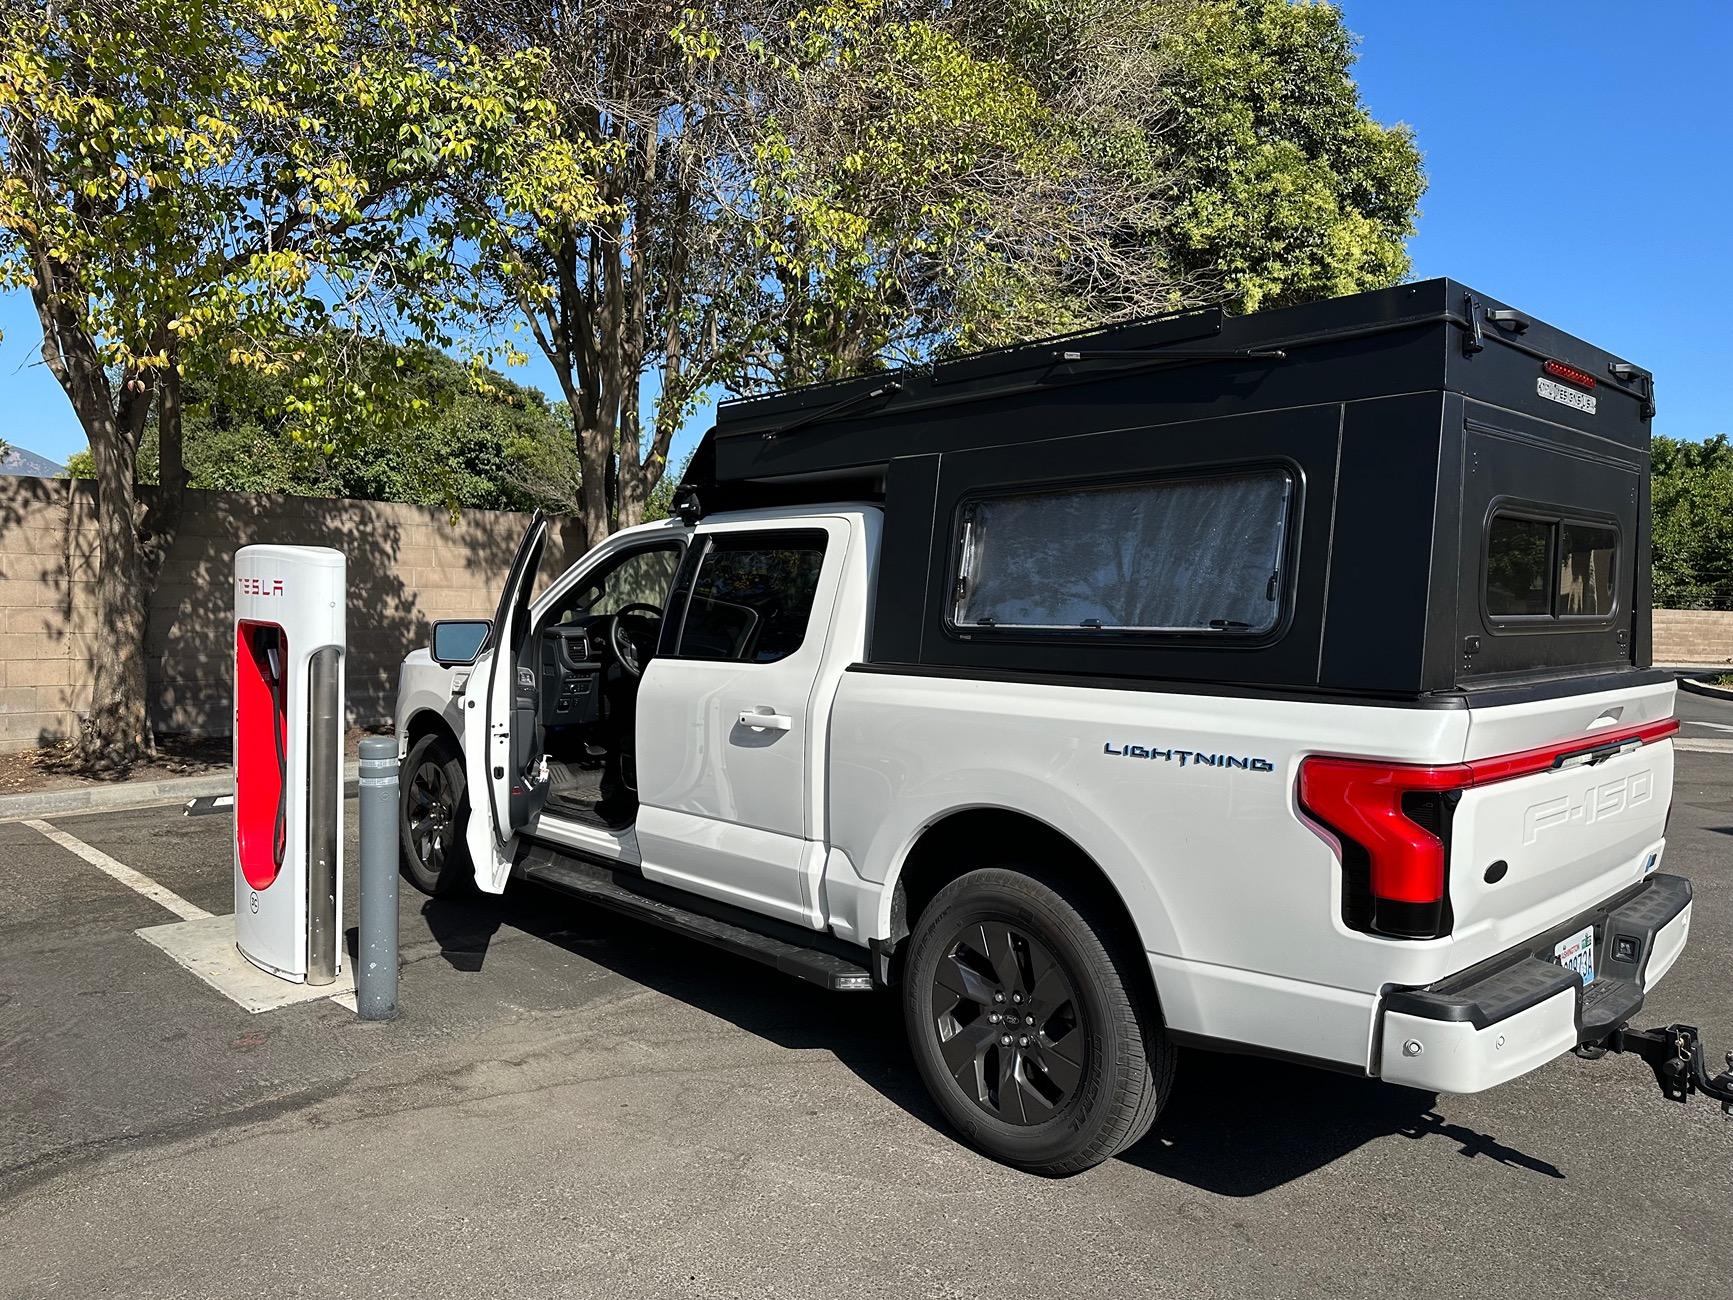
1483, 506, 1620, 627
949, 469, 1294, 638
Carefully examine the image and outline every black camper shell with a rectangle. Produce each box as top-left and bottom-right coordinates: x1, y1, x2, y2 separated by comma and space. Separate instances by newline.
680, 278, 1659, 703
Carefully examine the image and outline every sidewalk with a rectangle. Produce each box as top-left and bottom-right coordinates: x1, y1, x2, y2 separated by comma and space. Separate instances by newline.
0, 760, 364, 822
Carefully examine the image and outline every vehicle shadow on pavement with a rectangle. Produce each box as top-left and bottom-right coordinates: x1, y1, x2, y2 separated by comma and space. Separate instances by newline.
1119, 1052, 1563, 1194
405, 881, 938, 1112
397, 884, 1562, 1193
418, 895, 509, 972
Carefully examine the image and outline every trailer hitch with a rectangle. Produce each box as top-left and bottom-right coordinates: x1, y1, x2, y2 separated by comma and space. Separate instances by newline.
1606, 1024, 1733, 1114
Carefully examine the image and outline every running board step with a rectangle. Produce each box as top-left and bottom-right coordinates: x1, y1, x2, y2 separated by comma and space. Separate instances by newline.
517, 845, 875, 992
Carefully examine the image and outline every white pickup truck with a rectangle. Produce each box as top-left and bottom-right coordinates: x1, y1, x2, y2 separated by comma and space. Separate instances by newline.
395, 281, 1722, 1173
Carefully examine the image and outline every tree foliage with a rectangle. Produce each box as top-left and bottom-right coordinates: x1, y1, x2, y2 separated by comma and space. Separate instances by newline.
1652, 434, 1733, 610
0, 0, 569, 766
68, 340, 580, 513
1161, 0, 1425, 312
697, 0, 1196, 383
3, 0, 1427, 769
445, 0, 1426, 552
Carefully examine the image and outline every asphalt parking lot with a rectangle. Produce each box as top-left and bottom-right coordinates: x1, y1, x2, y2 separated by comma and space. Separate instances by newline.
3, 706, 1732, 1299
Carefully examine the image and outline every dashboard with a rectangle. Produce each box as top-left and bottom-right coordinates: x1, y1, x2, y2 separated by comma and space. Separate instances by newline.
540, 623, 605, 726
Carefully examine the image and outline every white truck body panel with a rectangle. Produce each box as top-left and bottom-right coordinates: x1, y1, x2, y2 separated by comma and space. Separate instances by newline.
398, 501, 1685, 1091
635, 511, 870, 925
824, 666, 1676, 1073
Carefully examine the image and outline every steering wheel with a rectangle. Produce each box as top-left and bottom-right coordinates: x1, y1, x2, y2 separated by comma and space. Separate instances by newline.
608, 603, 664, 678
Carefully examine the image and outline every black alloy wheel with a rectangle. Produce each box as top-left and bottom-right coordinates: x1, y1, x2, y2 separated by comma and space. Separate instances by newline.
930, 920, 1085, 1124
902, 867, 1173, 1175
398, 733, 473, 896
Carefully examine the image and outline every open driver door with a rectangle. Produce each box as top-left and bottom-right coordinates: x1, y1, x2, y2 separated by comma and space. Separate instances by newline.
463, 511, 550, 893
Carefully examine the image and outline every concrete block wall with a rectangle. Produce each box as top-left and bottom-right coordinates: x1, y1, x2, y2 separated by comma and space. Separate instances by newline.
0, 476, 585, 753
1652, 609, 1733, 667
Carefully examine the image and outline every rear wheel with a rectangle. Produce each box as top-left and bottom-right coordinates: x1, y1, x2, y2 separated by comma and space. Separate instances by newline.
902, 868, 1172, 1175
399, 733, 472, 897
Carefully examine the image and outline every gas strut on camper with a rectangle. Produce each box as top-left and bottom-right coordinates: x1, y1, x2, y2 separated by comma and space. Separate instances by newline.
1604, 1023, 1733, 1114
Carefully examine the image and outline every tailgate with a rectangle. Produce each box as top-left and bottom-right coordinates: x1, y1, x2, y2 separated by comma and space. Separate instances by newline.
1447, 678, 1676, 953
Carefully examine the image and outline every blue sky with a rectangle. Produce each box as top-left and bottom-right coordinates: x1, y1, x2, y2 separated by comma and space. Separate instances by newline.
1340, 1, 1731, 444
2, 1, 1727, 469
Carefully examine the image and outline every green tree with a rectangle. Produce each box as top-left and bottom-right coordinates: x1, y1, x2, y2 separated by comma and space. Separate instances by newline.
0, 0, 579, 767
452, 0, 1203, 545
65, 340, 583, 514
450, 0, 758, 543
693, 0, 1201, 384
1651, 434, 1733, 610
683, 0, 1425, 379
1160, 0, 1426, 312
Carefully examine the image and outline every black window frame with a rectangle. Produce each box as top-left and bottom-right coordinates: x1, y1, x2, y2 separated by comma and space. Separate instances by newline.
660, 527, 832, 665
940, 461, 1302, 648
1480, 499, 1621, 632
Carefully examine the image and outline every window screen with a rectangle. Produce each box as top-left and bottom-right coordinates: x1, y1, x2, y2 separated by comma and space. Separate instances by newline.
675, 531, 828, 663
951, 470, 1293, 635
1485, 516, 1553, 616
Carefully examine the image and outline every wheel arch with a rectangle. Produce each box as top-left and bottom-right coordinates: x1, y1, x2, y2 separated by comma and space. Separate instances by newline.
880, 805, 1169, 1014
401, 706, 460, 759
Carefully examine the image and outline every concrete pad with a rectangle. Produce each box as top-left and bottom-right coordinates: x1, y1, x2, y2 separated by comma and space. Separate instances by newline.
135, 912, 355, 1013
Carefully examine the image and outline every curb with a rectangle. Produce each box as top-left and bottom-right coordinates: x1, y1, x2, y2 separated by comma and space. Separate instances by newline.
1678, 676, 1733, 702
0, 761, 365, 823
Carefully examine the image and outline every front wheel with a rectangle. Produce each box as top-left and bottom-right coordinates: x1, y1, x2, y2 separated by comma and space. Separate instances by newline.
399, 733, 473, 897
901, 868, 1173, 1175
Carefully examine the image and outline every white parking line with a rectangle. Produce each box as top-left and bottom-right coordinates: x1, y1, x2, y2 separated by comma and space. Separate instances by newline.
1683, 719, 1733, 733
24, 818, 212, 922
1677, 738, 1733, 754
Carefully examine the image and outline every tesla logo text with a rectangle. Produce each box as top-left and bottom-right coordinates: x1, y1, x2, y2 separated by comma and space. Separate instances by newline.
1104, 742, 1274, 772
239, 577, 284, 597
1523, 770, 1653, 845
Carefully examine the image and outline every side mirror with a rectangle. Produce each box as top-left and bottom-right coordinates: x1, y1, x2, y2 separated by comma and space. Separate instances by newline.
430, 619, 492, 667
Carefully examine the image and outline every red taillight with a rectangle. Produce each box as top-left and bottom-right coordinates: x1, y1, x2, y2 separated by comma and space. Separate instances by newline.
1543, 358, 1597, 389
1299, 718, 1680, 940
1299, 758, 1466, 938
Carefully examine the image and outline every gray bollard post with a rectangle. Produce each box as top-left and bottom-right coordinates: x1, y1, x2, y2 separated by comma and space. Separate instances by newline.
357, 737, 400, 1019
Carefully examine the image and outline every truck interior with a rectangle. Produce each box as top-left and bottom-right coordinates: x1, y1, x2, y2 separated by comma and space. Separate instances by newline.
531, 541, 684, 829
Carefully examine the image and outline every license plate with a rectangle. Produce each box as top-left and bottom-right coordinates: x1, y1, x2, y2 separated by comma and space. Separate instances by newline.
1554, 925, 1596, 986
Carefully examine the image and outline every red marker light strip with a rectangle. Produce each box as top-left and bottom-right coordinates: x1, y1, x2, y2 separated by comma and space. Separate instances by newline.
1460, 716, 1677, 786
1543, 358, 1597, 389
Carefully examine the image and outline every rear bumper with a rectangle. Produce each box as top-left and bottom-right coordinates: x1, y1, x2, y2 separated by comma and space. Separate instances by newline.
1376, 873, 1692, 1093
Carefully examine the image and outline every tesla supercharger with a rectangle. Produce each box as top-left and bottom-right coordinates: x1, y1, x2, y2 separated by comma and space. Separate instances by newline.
233, 545, 345, 984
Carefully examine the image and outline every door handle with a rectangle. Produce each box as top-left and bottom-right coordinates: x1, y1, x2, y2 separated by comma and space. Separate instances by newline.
738, 709, 792, 732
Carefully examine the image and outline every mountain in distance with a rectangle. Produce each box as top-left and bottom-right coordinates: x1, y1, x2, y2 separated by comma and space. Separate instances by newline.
0, 445, 67, 478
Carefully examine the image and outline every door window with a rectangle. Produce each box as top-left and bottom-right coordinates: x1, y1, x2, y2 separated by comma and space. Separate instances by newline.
674, 531, 829, 664
548, 544, 683, 625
